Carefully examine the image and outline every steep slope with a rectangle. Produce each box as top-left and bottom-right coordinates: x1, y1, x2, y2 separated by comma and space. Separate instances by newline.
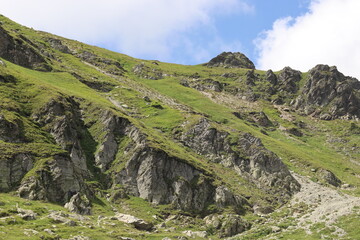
0, 15, 360, 239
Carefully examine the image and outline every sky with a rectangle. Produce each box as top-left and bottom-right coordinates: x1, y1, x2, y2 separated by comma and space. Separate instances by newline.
1, 0, 360, 79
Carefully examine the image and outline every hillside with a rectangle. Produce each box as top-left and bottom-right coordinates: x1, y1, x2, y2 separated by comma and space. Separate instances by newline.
0, 15, 359, 239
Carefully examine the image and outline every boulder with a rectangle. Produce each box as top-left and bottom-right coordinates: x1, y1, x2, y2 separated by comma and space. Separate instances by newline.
204, 214, 251, 237
318, 169, 341, 187
64, 193, 91, 215
115, 213, 153, 231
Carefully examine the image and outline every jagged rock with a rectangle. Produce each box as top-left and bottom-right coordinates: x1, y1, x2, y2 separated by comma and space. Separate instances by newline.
64, 193, 91, 215
0, 26, 51, 71
205, 52, 255, 69
277, 67, 302, 93
133, 63, 163, 79
33, 97, 89, 176
180, 78, 223, 92
180, 118, 300, 197
318, 169, 341, 187
18, 155, 82, 204
248, 112, 273, 127
245, 70, 257, 86
78, 50, 125, 75
95, 110, 142, 171
204, 214, 251, 237
266, 69, 278, 85
293, 64, 360, 119
115, 213, 153, 231
48, 38, 71, 54
116, 147, 216, 212
0, 114, 23, 142
0, 153, 33, 191
215, 186, 248, 213
194, 78, 223, 92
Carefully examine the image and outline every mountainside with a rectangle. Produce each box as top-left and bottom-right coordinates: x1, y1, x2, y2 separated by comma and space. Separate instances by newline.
0, 15, 360, 240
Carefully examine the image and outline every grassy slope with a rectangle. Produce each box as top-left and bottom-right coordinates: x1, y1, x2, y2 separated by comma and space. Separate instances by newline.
0, 14, 359, 239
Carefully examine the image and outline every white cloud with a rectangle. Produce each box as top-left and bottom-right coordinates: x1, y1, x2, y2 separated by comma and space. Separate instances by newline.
255, 0, 360, 79
1, 0, 253, 63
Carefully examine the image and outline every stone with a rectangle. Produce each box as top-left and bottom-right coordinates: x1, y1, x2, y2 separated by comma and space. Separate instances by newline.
64, 193, 92, 215
266, 69, 277, 85
318, 169, 341, 187
115, 213, 153, 231
204, 214, 251, 237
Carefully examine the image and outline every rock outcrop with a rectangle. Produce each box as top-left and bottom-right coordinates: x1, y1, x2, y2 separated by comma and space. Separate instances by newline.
0, 26, 51, 71
293, 64, 360, 119
205, 52, 255, 69
277, 67, 302, 94
180, 118, 300, 197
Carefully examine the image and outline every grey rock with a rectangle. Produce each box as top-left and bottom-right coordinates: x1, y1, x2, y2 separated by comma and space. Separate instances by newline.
48, 38, 71, 54
0, 26, 51, 71
180, 118, 300, 197
204, 214, 251, 237
0, 153, 33, 191
0, 114, 23, 142
293, 64, 360, 119
248, 111, 273, 127
116, 147, 215, 212
205, 52, 255, 69
115, 213, 153, 231
318, 169, 341, 187
133, 62, 163, 80
266, 69, 278, 85
64, 193, 92, 215
277, 67, 302, 93
18, 155, 82, 204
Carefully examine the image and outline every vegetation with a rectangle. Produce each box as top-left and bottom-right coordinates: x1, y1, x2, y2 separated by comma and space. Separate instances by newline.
0, 14, 359, 239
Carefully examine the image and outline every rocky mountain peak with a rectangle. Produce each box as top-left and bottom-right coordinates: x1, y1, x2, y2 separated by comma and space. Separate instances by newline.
205, 52, 255, 69
293, 64, 360, 119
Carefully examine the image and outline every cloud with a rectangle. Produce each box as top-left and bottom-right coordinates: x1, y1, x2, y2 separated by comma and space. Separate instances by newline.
1, 0, 253, 63
255, 0, 360, 79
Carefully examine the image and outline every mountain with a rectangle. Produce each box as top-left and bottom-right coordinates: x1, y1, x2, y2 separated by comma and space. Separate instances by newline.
0, 15, 359, 240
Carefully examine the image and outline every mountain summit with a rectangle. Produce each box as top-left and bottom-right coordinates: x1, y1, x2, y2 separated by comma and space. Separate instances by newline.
0, 15, 360, 239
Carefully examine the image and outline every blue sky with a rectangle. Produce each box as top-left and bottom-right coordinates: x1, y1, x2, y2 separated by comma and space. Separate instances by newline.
1, 0, 360, 78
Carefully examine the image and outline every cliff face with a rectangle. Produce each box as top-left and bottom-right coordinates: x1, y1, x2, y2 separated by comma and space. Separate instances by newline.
1, 15, 360, 239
